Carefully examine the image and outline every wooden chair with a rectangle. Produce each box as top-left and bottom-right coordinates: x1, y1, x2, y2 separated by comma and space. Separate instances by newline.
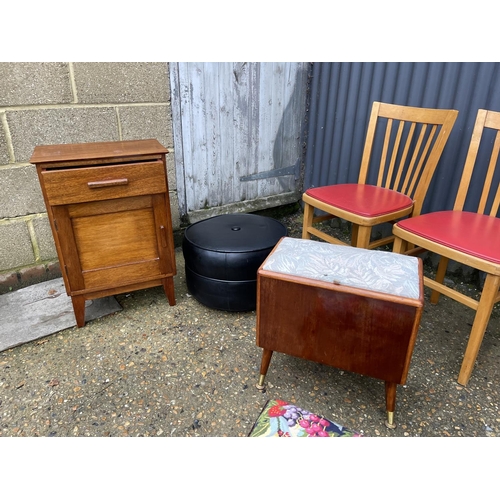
392, 109, 500, 386
302, 101, 458, 249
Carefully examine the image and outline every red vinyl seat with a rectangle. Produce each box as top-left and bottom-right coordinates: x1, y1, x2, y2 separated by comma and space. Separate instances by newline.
306, 184, 413, 218
396, 211, 500, 264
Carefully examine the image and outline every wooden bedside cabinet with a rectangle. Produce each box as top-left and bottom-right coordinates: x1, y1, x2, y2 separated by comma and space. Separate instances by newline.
31, 139, 176, 327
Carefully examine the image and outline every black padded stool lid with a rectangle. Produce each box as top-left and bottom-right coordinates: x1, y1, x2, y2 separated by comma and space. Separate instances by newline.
184, 214, 287, 253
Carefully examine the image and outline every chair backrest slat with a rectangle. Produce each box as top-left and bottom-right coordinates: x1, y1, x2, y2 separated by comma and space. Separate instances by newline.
491, 183, 500, 217
377, 119, 393, 186
402, 123, 434, 195
406, 124, 438, 197
480, 131, 500, 214
393, 121, 414, 190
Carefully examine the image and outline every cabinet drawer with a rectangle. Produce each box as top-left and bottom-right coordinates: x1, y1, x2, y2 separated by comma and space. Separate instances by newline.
41, 161, 166, 205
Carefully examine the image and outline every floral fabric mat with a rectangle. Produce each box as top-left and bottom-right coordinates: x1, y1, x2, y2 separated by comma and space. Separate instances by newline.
249, 399, 362, 437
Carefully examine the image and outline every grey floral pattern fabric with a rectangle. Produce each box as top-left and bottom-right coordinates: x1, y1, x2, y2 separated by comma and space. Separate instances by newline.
262, 237, 421, 299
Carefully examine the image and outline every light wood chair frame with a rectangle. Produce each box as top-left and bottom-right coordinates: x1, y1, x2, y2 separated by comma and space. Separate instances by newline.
302, 101, 459, 249
392, 109, 500, 386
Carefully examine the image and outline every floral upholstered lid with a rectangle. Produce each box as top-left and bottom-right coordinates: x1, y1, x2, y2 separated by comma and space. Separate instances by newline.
261, 237, 421, 300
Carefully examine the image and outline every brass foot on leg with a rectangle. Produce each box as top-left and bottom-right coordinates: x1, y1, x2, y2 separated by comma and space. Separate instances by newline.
256, 374, 266, 392
385, 411, 396, 429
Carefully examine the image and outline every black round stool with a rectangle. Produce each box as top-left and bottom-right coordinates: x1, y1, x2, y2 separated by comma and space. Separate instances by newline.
182, 213, 287, 311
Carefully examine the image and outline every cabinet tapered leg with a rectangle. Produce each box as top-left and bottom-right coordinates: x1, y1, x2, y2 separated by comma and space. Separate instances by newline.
256, 349, 274, 391
385, 381, 397, 429
162, 277, 176, 306
71, 295, 87, 328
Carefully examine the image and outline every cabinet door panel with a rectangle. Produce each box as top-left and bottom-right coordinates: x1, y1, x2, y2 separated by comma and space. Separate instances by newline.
72, 207, 159, 270
55, 195, 171, 292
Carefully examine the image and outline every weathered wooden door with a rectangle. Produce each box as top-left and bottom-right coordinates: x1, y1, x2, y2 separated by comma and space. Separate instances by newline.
170, 62, 310, 223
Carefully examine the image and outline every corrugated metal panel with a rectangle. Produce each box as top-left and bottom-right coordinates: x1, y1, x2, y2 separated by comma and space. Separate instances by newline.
304, 62, 500, 214
170, 62, 310, 222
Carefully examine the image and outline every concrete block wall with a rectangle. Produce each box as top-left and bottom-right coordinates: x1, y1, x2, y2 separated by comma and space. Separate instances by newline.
0, 62, 179, 293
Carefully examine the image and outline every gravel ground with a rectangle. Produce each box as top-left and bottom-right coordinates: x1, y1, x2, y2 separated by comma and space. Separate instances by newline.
1, 205, 499, 439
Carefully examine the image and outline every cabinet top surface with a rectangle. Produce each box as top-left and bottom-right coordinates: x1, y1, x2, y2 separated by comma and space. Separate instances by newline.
30, 139, 168, 164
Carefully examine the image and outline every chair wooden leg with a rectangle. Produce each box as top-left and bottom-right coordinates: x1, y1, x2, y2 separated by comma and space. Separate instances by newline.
384, 381, 397, 429
430, 256, 449, 304
353, 224, 372, 249
302, 202, 314, 240
256, 349, 274, 391
392, 235, 407, 254
350, 223, 358, 247
457, 273, 500, 386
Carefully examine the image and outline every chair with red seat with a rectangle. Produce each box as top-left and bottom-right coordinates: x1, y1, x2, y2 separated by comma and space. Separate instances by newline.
392, 108, 500, 386
302, 101, 458, 249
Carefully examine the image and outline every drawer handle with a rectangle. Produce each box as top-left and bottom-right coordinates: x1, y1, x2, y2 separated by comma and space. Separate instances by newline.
87, 178, 129, 188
